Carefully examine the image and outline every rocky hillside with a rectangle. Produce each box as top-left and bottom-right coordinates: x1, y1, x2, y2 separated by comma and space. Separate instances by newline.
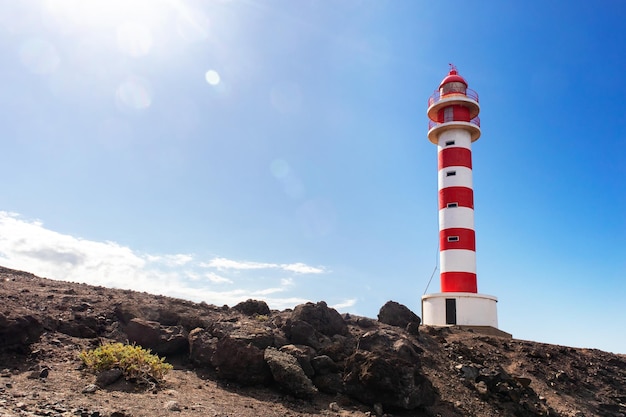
0, 265, 625, 417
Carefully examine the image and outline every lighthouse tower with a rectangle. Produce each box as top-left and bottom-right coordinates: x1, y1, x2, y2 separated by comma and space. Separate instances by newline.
421, 66, 499, 329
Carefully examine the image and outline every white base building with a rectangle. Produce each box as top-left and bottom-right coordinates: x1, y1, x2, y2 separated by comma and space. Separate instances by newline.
421, 292, 498, 327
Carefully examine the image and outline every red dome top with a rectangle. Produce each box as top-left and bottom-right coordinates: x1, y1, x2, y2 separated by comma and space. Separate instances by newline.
439, 69, 468, 89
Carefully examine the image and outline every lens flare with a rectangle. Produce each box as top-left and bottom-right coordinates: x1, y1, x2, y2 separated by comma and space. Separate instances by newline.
205, 70, 221, 86
115, 76, 152, 111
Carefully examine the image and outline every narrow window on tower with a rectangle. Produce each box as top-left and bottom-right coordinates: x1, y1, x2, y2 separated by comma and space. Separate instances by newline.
445, 140, 455, 146
447, 203, 458, 208
447, 236, 460, 242
446, 171, 456, 177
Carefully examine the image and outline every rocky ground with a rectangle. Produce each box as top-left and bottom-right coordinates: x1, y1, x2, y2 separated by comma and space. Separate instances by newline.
1, 265, 625, 417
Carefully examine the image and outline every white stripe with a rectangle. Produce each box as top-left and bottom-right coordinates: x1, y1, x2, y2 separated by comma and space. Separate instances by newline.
440, 249, 476, 273
437, 129, 472, 151
439, 206, 475, 230
438, 166, 473, 189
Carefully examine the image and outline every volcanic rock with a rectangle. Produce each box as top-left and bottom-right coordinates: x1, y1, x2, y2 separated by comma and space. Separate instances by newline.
264, 347, 317, 399
377, 300, 421, 331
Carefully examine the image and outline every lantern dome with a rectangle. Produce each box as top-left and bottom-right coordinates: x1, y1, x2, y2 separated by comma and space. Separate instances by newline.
439, 69, 468, 89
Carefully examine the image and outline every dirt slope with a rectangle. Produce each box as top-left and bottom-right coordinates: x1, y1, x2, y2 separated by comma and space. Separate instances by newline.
0, 266, 624, 417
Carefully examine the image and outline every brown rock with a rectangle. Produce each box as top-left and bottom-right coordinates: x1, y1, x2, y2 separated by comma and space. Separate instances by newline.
279, 344, 316, 377
264, 347, 317, 399
343, 350, 436, 410
188, 327, 217, 367
377, 301, 421, 330
211, 335, 272, 385
344, 330, 435, 410
0, 313, 43, 349
96, 368, 123, 387
285, 319, 326, 349
233, 299, 271, 316
290, 302, 348, 337
126, 318, 189, 355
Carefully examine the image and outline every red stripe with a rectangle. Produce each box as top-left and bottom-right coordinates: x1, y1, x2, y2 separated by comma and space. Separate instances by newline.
440, 228, 476, 251
438, 147, 472, 169
436, 105, 470, 123
441, 272, 477, 293
438, 187, 474, 209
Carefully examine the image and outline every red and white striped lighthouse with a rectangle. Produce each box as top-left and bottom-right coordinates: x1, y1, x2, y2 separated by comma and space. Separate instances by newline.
422, 66, 499, 329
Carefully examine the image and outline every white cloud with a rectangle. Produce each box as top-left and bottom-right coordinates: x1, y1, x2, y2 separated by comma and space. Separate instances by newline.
0, 211, 328, 311
0, 212, 146, 287
202, 256, 324, 274
205, 272, 233, 284
146, 253, 194, 266
280, 262, 325, 274
252, 287, 286, 296
202, 257, 274, 270
331, 299, 357, 311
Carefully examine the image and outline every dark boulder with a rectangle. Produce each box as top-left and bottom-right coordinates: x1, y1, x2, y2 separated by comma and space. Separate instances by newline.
233, 299, 271, 316
113, 304, 151, 324
0, 313, 43, 350
188, 327, 218, 367
343, 330, 435, 410
311, 355, 340, 375
313, 373, 344, 394
264, 347, 317, 399
310, 354, 344, 393
290, 302, 348, 337
279, 344, 316, 377
357, 330, 423, 360
319, 334, 355, 362
56, 315, 100, 338
125, 318, 189, 355
210, 320, 276, 349
344, 351, 435, 410
284, 319, 325, 349
212, 335, 272, 385
96, 368, 123, 387
113, 303, 183, 326
355, 317, 376, 328
377, 301, 421, 331
229, 326, 275, 350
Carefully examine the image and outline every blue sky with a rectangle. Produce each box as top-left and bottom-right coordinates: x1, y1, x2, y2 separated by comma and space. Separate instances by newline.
0, 0, 624, 353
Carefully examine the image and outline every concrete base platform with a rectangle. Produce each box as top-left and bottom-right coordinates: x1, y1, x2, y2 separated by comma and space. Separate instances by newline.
458, 325, 512, 338
423, 325, 512, 339
422, 292, 498, 328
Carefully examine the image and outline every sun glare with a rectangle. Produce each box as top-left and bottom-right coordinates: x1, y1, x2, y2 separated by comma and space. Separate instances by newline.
43, 0, 168, 29
41, 0, 212, 56
31, 0, 233, 107
116, 21, 153, 57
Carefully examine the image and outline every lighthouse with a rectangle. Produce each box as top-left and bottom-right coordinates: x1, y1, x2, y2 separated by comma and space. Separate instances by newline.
421, 66, 499, 330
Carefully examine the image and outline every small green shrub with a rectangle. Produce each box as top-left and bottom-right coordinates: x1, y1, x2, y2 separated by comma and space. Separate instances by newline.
79, 342, 173, 384
255, 314, 269, 322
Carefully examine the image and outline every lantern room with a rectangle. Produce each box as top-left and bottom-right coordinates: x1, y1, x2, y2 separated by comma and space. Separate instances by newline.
427, 67, 481, 144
